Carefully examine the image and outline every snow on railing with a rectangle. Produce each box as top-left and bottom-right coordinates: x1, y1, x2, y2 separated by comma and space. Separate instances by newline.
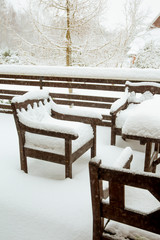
0, 65, 160, 81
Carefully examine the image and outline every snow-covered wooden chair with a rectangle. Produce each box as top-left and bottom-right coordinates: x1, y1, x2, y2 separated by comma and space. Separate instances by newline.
89, 147, 160, 240
11, 90, 102, 179
110, 81, 160, 145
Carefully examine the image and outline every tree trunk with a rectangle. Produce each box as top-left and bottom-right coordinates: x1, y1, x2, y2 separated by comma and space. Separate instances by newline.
66, 0, 72, 94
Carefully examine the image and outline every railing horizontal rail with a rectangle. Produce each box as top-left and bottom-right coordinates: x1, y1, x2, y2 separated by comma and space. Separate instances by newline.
54, 99, 112, 109
0, 89, 26, 95
51, 93, 118, 103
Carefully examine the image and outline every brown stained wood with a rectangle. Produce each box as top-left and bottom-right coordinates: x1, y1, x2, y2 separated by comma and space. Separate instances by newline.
51, 109, 102, 125
91, 124, 96, 158
109, 182, 125, 209
89, 160, 103, 240
144, 142, 152, 172
0, 110, 12, 114
101, 203, 160, 234
25, 148, 65, 164
72, 139, 93, 163
0, 104, 12, 109
149, 143, 159, 173
0, 89, 26, 95
122, 134, 160, 173
110, 82, 160, 147
89, 160, 160, 240
51, 92, 118, 103
12, 103, 28, 173
127, 84, 160, 94
0, 95, 14, 100
13, 98, 50, 110
122, 134, 160, 144
43, 81, 125, 92
53, 99, 111, 109
111, 115, 116, 146
65, 139, 72, 178
19, 122, 78, 140
99, 167, 160, 190
0, 79, 40, 86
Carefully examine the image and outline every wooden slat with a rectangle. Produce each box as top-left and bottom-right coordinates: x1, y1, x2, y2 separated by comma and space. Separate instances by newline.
0, 95, 13, 100
43, 81, 125, 91
72, 139, 93, 162
0, 89, 26, 95
128, 85, 160, 94
51, 92, 118, 103
0, 74, 126, 84
98, 167, 160, 193
0, 79, 40, 86
53, 99, 111, 108
25, 148, 65, 165
0, 104, 11, 109
101, 203, 160, 235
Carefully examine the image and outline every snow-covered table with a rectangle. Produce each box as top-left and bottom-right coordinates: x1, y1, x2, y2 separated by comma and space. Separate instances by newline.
122, 96, 160, 172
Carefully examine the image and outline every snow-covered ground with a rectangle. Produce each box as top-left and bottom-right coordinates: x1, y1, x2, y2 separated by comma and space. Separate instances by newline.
0, 113, 160, 240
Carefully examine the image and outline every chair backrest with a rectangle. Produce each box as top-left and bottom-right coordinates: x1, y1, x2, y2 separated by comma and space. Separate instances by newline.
11, 89, 51, 112
89, 159, 160, 240
126, 81, 160, 95
11, 90, 53, 132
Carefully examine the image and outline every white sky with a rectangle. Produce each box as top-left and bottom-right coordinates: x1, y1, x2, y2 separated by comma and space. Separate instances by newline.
8, 0, 160, 30
100, 0, 160, 32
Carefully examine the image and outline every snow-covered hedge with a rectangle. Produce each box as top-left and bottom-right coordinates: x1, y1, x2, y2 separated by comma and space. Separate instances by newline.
0, 49, 21, 64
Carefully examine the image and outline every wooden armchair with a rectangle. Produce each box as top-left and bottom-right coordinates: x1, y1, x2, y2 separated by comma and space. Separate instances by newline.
11, 90, 102, 179
110, 81, 160, 145
89, 150, 160, 240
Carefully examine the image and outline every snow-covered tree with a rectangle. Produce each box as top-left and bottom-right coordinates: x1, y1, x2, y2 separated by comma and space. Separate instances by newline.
15, 0, 106, 66
97, 0, 148, 67
133, 42, 160, 69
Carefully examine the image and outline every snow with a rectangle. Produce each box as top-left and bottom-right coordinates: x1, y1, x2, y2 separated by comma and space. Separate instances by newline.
122, 96, 160, 138
1, 64, 160, 81
113, 146, 133, 168
110, 88, 129, 114
50, 100, 102, 120
25, 118, 93, 155
12, 89, 50, 103
0, 113, 160, 240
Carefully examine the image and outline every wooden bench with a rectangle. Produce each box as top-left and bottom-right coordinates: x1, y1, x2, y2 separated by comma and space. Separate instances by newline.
89, 156, 160, 240
11, 89, 102, 179
110, 81, 160, 146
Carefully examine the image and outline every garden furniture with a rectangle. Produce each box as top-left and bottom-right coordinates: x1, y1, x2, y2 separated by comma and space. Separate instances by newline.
122, 96, 160, 172
11, 89, 102, 178
89, 151, 160, 240
110, 81, 160, 145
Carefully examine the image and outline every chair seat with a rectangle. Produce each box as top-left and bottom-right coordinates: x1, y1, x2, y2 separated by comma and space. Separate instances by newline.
25, 119, 93, 155
115, 103, 138, 128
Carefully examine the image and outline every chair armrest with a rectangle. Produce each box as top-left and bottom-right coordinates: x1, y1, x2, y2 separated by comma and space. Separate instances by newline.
110, 90, 129, 116
102, 147, 133, 199
19, 122, 78, 140
50, 100, 103, 124
110, 98, 128, 116
17, 112, 79, 140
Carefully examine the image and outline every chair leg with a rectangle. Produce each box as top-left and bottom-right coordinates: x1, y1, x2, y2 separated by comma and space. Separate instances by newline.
19, 133, 28, 173
111, 116, 116, 145
111, 127, 116, 146
91, 124, 96, 158
65, 139, 72, 178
